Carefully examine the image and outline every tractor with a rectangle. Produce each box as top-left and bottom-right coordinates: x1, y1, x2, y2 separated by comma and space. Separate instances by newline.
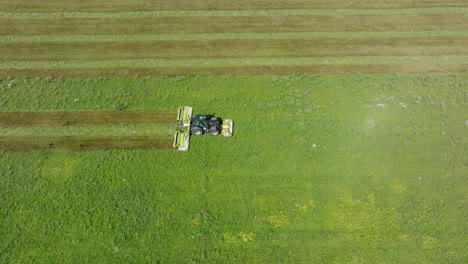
173, 106, 233, 151
190, 114, 222, 136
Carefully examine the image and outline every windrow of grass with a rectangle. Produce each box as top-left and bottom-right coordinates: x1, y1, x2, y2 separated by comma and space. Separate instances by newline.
2, 7, 467, 18
2, 30, 467, 43
2, 14, 466, 35
0, 110, 175, 127
0, 134, 174, 151
2, 37, 467, 62
1, 64, 467, 78
0, 110, 177, 151
0, 76, 466, 262
1, 0, 466, 12
1, 1, 467, 76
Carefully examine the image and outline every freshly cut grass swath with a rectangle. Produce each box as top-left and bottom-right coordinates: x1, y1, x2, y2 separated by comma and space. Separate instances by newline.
1, 14, 466, 35
1, 0, 465, 12
1, 1, 466, 77
2, 31, 466, 43
1, 63, 466, 77
3, 37, 467, 61
0, 110, 176, 151
0, 134, 173, 151
1, 8, 466, 18
0, 110, 175, 127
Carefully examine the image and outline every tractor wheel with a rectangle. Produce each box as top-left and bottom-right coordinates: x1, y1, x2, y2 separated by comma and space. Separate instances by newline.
208, 119, 219, 127
210, 128, 220, 136
192, 128, 204, 136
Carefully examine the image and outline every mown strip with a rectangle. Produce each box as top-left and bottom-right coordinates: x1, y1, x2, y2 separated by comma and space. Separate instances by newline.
0, 64, 465, 78
1, 14, 466, 35
0, 111, 175, 127
0, 125, 173, 137
1, 56, 466, 69
1, 31, 467, 43
0, 134, 174, 151
1, 7, 466, 18
1, 0, 466, 12
2, 37, 466, 62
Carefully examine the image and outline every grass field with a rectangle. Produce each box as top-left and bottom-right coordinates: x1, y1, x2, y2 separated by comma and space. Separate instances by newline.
1, 0, 467, 263
1, 76, 467, 262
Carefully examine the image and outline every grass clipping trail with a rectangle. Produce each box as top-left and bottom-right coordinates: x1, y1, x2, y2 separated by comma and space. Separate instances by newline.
0, 110, 175, 151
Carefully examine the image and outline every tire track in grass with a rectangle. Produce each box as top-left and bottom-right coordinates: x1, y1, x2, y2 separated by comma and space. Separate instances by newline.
2, 37, 466, 61
0, 111, 176, 127
2, 0, 466, 12
0, 134, 174, 151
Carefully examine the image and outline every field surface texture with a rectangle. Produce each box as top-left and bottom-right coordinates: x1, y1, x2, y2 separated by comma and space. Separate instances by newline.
0, 0, 467, 77
0, 76, 467, 263
1, 0, 468, 263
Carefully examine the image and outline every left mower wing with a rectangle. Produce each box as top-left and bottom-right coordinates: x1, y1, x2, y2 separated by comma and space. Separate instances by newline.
174, 106, 192, 151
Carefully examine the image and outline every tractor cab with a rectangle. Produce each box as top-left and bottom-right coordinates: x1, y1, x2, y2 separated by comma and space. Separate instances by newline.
190, 114, 222, 136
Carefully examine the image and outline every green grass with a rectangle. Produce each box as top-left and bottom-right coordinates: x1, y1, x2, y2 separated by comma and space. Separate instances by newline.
0, 75, 466, 263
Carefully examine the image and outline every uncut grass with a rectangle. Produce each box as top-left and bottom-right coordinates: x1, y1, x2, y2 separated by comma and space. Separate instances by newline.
2, 0, 466, 12
3, 37, 466, 62
1, 14, 466, 35
1, 64, 466, 78
0, 76, 466, 263
0, 110, 175, 127
0, 134, 173, 151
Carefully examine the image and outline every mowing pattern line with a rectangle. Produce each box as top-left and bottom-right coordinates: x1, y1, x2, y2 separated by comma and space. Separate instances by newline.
2, 37, 467, 62
1, 0, 466, 12
0, 110, 177, 151
0, 134, 174, 151
0, 0, 467, 76
0, 110, 175, 127
2, 14, 466, 35
1, 64, 466, 78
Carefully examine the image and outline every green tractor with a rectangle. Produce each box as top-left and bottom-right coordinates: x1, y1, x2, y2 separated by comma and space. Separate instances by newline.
190, 114, 223, 136
173, 106, 233, 151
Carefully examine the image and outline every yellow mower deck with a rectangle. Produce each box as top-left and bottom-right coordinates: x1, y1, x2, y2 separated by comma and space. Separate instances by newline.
221, 119, 234, 137
173, 106, 192, 151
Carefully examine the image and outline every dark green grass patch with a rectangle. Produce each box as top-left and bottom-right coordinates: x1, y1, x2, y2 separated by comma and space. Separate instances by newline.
0, 75, 466, 262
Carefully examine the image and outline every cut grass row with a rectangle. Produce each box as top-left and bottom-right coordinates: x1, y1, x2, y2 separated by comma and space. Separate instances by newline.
0, 134, 173, 151
1, 31, 467, 43
2, 0, 466, 12
3, 57, 467, 69
2, 14, 466, 35
0, 110, 175, 127
3, 37, 466, 62
1, 6, 465, 76
1, 64, 466, 78
2, 7, 466, 18
0, 125, 173, 137
0, 110, 177, 151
